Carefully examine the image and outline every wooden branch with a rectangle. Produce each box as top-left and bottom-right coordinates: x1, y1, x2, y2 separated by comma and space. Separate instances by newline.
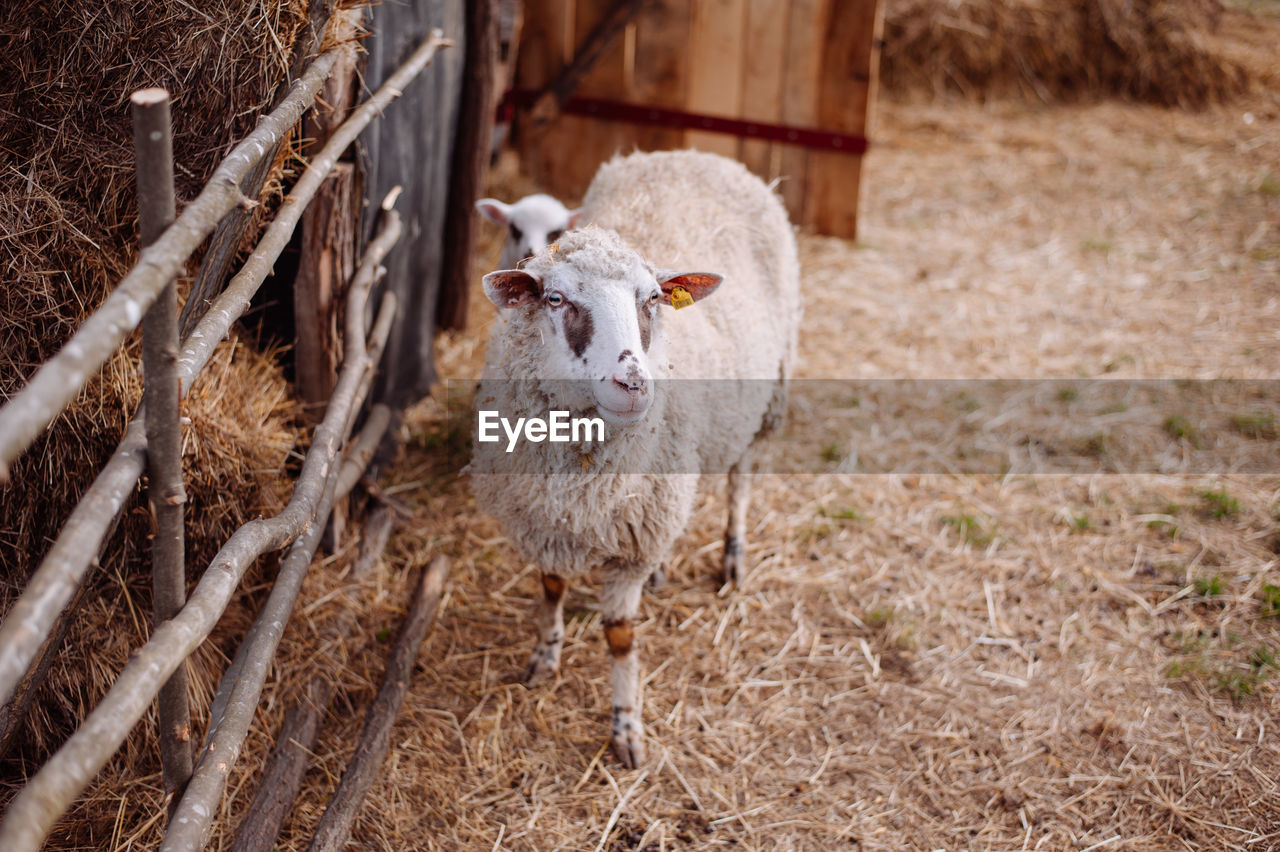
0, 282, 397, 852
306, 556, 450, 852
158, 278, 397, 850
0, 33, 449, 852
161, 442, 345, 852
228, 503, 394, 852
437, 0, 497, 332
133, 87, 195, 804
0, 34, 445, 725
227, 676, 335, 852
0, 49, 344, 483
164, 211, 403, 852
178, 0, 341, 337
335, 404, 392, 501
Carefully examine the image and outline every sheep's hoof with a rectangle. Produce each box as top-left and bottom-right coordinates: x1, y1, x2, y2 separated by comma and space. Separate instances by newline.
611, 709, 646, 769
721, 535, 745, 585
646, 564, 666, 588
522, 645, 560, 686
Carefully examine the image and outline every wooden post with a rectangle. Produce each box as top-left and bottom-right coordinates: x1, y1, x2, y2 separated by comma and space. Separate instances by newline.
685, 0, 745, 156
804, 0, 883, 238
628, 0, 692, 152
736, 0, 787, 180
131, 87, 194, 805
438, 0, 498, 332
294, 9, 363, 417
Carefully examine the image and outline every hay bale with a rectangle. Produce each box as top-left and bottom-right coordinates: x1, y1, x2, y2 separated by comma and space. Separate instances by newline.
880, 0, 1275, 107
0, 0, 308, 770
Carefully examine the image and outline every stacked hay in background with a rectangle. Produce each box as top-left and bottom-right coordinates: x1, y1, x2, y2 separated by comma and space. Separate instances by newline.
881, 0, 1276, 106
0, 0, 308, 771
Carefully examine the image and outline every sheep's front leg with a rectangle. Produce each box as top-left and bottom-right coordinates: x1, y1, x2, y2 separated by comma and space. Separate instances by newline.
602, 569, 647, 768
723, 458, 751, 584
523, 572, 566, 685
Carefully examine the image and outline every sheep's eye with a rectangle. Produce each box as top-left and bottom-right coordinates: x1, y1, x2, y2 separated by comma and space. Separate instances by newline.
509, 224, 523, 241
546, 292, 565, 308
648, 291, 661, 303
546, 229, 563, 242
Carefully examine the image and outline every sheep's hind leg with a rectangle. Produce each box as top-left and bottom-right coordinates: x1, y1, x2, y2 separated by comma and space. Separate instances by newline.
602, 568, 647, 768
523, 572, 566, 686
723, 456, 751, 585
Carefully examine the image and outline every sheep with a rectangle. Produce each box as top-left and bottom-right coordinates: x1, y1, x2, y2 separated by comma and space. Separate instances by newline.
475, 192, 581, 269
470, 150, 801, 768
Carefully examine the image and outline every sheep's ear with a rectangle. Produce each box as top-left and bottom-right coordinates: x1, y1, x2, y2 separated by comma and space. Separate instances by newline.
655, 271, 723, 307
475, 198, 511, 226
483, 269, 542, 308
567, 208, 583, 228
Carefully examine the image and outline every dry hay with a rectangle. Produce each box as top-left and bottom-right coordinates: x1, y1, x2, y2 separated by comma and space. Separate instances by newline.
880, 0, 1280, 107
47, 89, 1272, 849
0, 0, 309, 784
14, 74, 1280, 852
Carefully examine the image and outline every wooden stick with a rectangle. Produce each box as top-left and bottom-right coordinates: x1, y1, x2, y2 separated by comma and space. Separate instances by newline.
0, 33, 447, 727
228, 504, 395, 852
0, 280, 395, 852
0, 34, 449, 852
161, 439, 344, 852
132, 87, 195, 807
335, 403, 393, 500
175, 213, 402, 851
0, 49, 343, 483
227, 676, 335, 852
306, 556, 450, 852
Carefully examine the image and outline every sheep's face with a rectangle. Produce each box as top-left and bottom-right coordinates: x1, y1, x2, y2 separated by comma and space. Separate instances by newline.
482, 229, 721, 428
475, 194, 582, 269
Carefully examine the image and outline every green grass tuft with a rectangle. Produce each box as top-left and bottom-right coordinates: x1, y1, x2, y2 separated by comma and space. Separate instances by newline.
1232, 410, 1277, 440
1194, 575, 1225, 597
942, 514, 994, 547
1199, 489, 1241, 520
1260, 583, 1280, 618
1163, 414, 1199, 446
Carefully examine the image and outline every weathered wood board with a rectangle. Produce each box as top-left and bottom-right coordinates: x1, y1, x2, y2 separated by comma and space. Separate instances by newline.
511, 0, 882, 239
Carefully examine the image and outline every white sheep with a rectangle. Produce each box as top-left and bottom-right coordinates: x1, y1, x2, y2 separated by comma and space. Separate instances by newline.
475, 192, 581, 269
470, 150, 800, 768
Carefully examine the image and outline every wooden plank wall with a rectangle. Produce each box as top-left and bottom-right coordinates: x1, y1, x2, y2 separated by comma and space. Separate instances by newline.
512, 0, 882, 239
361, 0, 465, 409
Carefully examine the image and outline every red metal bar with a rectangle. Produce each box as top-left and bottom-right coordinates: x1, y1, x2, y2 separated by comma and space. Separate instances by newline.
500, 90, 869, 154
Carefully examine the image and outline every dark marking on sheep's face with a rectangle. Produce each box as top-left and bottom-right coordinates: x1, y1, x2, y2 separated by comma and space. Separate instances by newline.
562, 302, 594, 358
636, 303, 652, 352
604, 618, 634, 658
617, 350, 633, 362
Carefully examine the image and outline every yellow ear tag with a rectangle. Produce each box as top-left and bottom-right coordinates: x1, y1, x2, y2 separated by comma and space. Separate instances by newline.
669, 285, 694, 310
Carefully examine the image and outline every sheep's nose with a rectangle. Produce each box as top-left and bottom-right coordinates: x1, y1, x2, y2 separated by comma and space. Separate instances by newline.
611, 373, 648, 397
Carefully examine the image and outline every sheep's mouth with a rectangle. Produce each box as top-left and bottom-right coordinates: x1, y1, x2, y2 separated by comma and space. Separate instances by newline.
594, 399, 650, 427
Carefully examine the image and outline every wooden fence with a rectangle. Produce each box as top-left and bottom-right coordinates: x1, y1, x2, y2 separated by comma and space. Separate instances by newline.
510, 0, 884, 239
0, 26, 452, 852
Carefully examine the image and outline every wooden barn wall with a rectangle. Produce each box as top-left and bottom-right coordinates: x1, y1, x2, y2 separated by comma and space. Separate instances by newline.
512, 0, 883, 240
361, 0, 466, 410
